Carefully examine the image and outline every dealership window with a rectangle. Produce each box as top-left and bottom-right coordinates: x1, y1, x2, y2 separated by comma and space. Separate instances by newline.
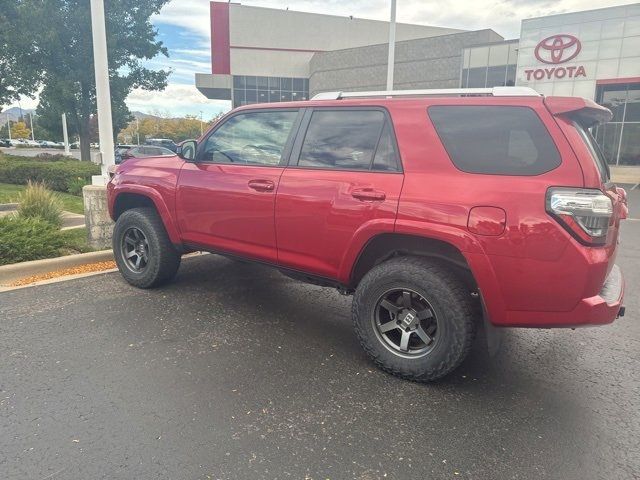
461, 41, 518, 88
593, 83, 640, 165
232, 75, 308, 107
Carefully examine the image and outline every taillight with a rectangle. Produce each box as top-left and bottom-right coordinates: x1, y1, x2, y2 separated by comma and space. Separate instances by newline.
546, 188, 613, 245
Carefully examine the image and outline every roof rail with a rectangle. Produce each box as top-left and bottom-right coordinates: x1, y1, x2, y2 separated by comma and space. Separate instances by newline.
311, 87, 540, 100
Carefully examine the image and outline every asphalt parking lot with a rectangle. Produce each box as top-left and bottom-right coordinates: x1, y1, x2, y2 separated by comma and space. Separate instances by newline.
1, 192, 639, 480
0, 147, 82, 159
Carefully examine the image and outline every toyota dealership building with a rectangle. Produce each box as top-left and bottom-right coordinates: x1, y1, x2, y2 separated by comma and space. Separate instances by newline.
196, 2, 640, 166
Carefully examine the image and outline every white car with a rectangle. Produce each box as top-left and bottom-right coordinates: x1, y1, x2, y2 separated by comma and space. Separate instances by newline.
24, 139, 40, 147
9, 139, 26, 146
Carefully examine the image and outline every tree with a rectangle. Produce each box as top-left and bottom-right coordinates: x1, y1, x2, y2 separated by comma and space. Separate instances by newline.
0, 121, 11, 138
32, 122, 57, 142
11, 121, 30, 139
117, 113, 226, 144
18, 0, 170, 160
0, 2, 41, 107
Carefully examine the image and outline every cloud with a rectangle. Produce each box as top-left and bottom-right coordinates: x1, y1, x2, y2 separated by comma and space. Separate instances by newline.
6, 0, 637, 115
386, 0, 639, 38
1, 89, 40, 111
155, 0, 640, 42
154, 0, 211, 43
125, 83, 230, 118
173, 48, 211, 58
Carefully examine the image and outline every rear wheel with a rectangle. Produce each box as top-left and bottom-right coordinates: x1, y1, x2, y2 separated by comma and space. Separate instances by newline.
352, 257, 476, 382
113, 207, 180, 288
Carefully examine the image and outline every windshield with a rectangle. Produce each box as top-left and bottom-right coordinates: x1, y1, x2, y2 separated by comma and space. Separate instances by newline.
573, 121, 610, 183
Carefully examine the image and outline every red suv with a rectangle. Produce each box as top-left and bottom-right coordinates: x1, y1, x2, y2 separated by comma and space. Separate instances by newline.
107, 87, 627, 382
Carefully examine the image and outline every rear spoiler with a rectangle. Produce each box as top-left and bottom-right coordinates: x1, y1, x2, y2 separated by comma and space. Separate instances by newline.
544, 96, 613, 128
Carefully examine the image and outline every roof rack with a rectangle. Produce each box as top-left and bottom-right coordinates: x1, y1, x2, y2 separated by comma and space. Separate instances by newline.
311, 87, 540, 100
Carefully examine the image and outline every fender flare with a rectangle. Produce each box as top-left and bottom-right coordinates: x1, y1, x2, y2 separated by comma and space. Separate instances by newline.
110, 184, 181, 245
341, 219, 507, 326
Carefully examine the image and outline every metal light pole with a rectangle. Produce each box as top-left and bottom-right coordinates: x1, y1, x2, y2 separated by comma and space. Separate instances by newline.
62, 113, 70, 154
90, 0, 115, 183
200, 111, 204, 136
6, 114, 12, 141
29, 113, 35, 141
136, 117, 140, 145
386, 0, 397, 91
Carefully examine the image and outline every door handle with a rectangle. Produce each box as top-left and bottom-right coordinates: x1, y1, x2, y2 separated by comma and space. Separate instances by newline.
352, 188, 386, 201
248, 179, 275, 192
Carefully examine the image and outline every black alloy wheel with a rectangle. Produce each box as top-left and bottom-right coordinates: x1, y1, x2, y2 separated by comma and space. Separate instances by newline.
373, 288, 440, 358
121, 227, 149, 272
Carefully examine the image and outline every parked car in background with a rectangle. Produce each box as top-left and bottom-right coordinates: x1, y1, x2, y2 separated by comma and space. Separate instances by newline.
107, 87, 627, 382
115, 144, 175, 164
38, 140, 58, 148
115, 144, 136, 164
9, 139, 26, 146
145, 138, 177, 152
0, 139, 11, 147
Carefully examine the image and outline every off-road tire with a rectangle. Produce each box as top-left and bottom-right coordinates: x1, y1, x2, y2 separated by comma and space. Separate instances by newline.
113, 207, 181, 289
352, 256, 476, 382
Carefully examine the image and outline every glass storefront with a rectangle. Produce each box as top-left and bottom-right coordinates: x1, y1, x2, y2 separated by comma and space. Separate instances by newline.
232, 75, 309, 107
462, 64, 516, 88
461, 41, 518, 88
594, 83, 640, 165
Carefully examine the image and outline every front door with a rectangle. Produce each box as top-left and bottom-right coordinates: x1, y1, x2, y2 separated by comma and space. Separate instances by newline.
177, 109, 300, 262
275, 108, 404, 281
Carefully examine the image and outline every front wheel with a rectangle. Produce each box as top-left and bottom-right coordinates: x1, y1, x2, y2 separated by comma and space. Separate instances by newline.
352, 257, 476, 382
112, 207, 181, 289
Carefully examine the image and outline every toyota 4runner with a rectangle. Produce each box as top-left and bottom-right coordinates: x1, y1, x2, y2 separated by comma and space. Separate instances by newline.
107, 87, 628, 382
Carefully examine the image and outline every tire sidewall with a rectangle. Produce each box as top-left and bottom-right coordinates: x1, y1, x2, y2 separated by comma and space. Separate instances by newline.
353, 260, 473, 381
113, 210, 164, 288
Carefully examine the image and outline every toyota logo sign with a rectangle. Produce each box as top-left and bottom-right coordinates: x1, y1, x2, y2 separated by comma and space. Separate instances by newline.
534, 34, 581, 64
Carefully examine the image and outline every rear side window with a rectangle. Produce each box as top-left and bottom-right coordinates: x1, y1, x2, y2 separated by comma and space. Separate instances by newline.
297, 110, 399, 171
428, 106, 561, 175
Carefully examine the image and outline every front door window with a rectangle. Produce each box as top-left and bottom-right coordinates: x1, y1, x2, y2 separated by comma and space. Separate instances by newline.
198, 111, 298, 166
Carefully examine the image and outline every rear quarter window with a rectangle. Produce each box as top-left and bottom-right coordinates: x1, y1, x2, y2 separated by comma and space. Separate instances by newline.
428, 105, 561, 175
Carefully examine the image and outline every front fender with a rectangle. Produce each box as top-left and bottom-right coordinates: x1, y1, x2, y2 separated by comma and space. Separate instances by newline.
109, 183, 182, 245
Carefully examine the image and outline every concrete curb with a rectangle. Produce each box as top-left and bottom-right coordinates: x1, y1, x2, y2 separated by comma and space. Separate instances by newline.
0, 249, 114, 286
0, 203, 18, 212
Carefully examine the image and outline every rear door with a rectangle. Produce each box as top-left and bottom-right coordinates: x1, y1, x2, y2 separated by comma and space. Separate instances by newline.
177, 109, 300, 262
275, 107, 404, 281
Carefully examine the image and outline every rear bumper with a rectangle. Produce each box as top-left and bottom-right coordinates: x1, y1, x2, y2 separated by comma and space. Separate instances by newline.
499, 264, 625, 328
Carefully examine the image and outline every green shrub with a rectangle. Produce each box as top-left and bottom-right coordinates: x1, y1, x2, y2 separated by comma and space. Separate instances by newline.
17, 181, 63, 228
0, 216, 64, 266
0, 155, 99, 192
35, 152, 74, 161
66, 176, 89, 196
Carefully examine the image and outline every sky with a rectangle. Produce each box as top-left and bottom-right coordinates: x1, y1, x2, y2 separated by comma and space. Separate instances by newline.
5, 0, 638, 120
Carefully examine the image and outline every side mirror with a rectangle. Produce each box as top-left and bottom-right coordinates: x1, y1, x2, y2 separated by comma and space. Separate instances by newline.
177, 139, 197, 161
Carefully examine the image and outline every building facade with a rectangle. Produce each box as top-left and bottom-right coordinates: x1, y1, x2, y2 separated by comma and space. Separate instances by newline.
195, 2, 462, 104
196, 2, 640, 165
